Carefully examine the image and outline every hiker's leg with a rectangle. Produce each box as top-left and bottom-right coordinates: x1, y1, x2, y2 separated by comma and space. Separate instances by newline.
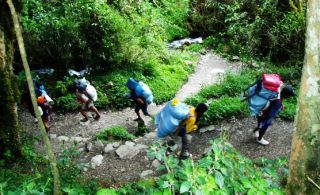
179, 128, 190, 159
258, 120, 271, 140
79, 104, 89, 121
42, 117, 50, 133
134, 104, 142, 120
88, 101, 100, 119
141, 103, 150, 116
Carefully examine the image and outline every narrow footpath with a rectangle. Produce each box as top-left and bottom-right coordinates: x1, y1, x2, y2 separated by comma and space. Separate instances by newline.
19, 52, 294, 184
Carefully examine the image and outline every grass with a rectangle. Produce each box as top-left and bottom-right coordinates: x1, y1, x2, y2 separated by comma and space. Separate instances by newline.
96, 126, 135, 141
185, 65, 300, 125
20, 50, 197, 112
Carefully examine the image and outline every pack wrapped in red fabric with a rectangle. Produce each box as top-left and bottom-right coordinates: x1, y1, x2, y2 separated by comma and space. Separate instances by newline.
262, 74, 283, 92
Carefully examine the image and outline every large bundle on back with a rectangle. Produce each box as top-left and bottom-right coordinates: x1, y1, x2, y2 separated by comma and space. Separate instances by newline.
75, 78, 98, 101
125, 78, 153, 104
155, 98, 190, 138
244, 74, 283, 116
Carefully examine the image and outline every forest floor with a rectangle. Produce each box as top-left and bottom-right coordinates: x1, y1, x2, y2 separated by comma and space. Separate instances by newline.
19, 52, 294, 186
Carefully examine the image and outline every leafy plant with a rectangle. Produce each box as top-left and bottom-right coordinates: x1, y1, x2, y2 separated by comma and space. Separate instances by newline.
97, 126, 135, 141
104, 138, 287, 194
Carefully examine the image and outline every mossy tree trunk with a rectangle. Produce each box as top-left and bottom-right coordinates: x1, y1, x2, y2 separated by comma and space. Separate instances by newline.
0, 0, 22, 159
287, 0, 320, 194
6, 0, 61, 194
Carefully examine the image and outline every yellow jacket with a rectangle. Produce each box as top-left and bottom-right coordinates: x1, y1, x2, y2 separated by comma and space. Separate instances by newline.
183, 107, 198, 133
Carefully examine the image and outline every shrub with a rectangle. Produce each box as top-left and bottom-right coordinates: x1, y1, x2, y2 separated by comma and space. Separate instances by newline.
109, 138, 287, 194
54, 94, 78, 112
97, 126, 135, 141
189, 0, 306, 65
202, 97, 249, 125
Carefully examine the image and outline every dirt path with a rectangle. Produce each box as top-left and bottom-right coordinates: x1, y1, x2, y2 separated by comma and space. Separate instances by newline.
19, 52, 294, 184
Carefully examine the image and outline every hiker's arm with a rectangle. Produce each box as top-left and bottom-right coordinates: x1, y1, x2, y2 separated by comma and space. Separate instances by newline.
134, 98, 144, 105
266, 100, 283, 119
185, 117, 197, 133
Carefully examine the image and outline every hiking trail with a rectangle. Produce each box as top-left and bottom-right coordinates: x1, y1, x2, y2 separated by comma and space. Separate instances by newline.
19, 52, 294, 184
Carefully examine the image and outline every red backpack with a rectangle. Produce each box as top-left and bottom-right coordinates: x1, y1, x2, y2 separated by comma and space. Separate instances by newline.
262, 74, 283, 92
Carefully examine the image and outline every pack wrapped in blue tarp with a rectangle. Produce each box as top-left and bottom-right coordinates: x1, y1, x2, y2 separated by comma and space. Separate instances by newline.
125, 78, 153, 104
155, 98, 190, 138
248, 84, 279, 116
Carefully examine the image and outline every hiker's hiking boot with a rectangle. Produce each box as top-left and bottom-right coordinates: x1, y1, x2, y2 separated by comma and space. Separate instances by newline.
134, 117, 142, 121
94, 115, 101, 120
256, 138, 269, 145
180, 151, 190, 160
80, 118, 89, 122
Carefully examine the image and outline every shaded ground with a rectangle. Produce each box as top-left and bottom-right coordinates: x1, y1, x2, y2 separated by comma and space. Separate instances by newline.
19, 52, 294, 185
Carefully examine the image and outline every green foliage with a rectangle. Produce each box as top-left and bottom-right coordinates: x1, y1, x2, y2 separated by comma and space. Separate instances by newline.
55, 94, 78, 112
97, 126, 135, 141
202, 97, 249, 125
279, 97, 297, 120
22, 0, 190, 71
185, 66, 300, 123
0, 144, 98, 194
102, 138, 286, 194
190, 0, 306, 65
47, 50, 195, 111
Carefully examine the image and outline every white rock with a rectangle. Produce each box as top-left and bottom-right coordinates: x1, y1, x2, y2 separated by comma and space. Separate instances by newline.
95, 140, 104, 148
116, 145, 139, 159
91, 155, 104, 169
112, 142, 120, 148
136, 144, 148, 151
140, 170, 153, 178
57, 136, 69, 142
86, 143, 93, 152
104, 144, 115, 153
199, 125, 216, 133
151, 159, 161, 168
144, 132, 156, 139
70, 136, 83, 143
77, 148, 85, 152
49, 134, 57, 139
125, 141, 135, 146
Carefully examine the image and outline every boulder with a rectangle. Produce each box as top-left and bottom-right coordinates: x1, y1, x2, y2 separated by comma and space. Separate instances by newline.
57, 136, 69, 142
116, 145, 139, 159
125, 141, 135, 147
91, 155, 104, 169
151, 159, 161, 169
140, 170, 153, 178
104, 144, 115, 153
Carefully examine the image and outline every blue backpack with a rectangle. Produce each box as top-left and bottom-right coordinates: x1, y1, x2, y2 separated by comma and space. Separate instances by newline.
125, 78, 153, 104
241, 75, 281, 116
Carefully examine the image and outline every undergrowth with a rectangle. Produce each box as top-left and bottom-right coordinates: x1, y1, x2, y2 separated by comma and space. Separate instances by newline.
185, 65, 300, 123
97, 126, 135, 141
97, 137, 288, 194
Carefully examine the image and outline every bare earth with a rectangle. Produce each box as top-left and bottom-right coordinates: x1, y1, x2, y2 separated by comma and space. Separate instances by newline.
19, 52, 294, 185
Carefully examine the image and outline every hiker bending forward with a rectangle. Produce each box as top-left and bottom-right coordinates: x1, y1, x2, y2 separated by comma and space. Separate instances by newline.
129, 89, 150, 121
254, 85, 296, 145
37, 96, 52, 132
74, 86, 100, 122
174, 103, 208, 159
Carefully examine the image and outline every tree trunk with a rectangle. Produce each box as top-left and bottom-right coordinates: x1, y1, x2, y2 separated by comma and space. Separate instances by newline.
0, 0, 22, 159
287, 0, 320, 194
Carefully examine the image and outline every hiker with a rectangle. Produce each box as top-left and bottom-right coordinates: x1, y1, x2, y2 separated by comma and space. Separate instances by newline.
175, 102, 208, 159
253, 84, 296, 145
21, 79, 53, 122
156, 98, 208, 159
125, 78, 153, 121
37, 96, 52, 132
73, 78, 100, 122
